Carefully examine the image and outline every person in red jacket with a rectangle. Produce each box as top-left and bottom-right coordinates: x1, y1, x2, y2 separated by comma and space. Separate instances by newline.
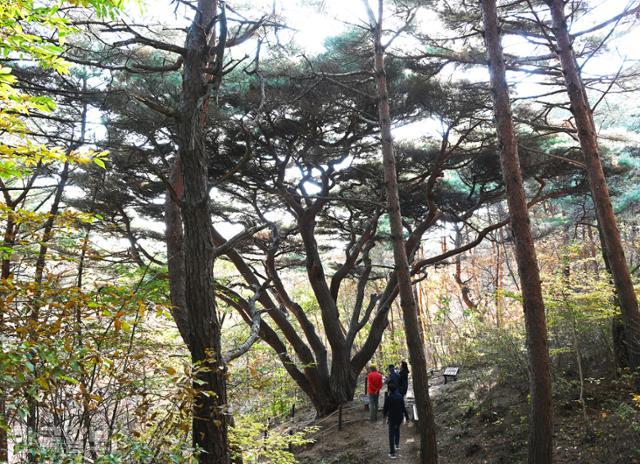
367, 365, 383, 421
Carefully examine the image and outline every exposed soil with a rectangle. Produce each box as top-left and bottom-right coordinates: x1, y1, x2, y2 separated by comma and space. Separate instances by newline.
296, 402, 420, 464
294, 367, 640, 464
432, 367, 640, 463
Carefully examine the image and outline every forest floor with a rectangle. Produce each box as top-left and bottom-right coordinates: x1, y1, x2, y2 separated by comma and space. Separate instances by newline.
295, 398, 421, 464
293, 367, 640, 464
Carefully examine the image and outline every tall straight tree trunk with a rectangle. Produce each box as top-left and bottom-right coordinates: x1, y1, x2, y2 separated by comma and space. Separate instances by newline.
365, 2, 438, 462
0, 215, 14, 464
545, 0, 640, 369
165, 158, 191, 348
0, 273, 10, 462
480, 1, 553, 463
172, 1, 229, 462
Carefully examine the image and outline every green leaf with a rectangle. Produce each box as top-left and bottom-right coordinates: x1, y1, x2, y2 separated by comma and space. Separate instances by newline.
93, 157, 106, 169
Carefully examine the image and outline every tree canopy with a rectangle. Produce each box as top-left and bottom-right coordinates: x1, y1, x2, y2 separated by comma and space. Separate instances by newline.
2, 0, 640, 463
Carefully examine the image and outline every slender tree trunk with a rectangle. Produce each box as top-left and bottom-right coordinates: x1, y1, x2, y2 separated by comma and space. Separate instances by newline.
545, 0, 640, 368
561, 244, 593, 438
33, 162, 70, 285
454, 228, 477, 314
27, 158, 71, 463
27, 92, 85, 461
76, 170, 103, 461
570, 307, 593, 438
0, 214, 15, 463
480, 1, 554, 463
493, 215, 503, 328
585, 225, 600, 277
500, 225, 519, 290
0, 402, 6, 463
367, 2, 438, 462
420, 281, 440, 368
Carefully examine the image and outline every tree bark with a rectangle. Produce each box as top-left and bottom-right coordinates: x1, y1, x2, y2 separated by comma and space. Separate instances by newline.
0, 212, 15, 463
454, 227, 478, 314
165, 158, 191, 348
366, 1, 438, 462
480, 1, 554, 463
170, 1, 230, 462
215, 217, 438, 417
545, 0, 640, 369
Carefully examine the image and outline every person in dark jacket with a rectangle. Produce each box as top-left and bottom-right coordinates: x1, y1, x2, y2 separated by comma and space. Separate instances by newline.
383, 384, 409, 459
385, 364, 400, 390
398, 361, 409, 397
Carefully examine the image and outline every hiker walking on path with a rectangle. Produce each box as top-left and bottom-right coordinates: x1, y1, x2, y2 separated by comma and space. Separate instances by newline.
383, 383, 409, 459
367, 365, 384, 421
398, 361, 409, 397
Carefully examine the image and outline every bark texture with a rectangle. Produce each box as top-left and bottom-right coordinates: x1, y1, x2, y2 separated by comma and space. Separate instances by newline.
165, 1, 230, 462
367, 1, 438, 462
165, 158, 191, 348
0, 217, 12, 462
545, 0, 640, 369
480, 1, 554, 463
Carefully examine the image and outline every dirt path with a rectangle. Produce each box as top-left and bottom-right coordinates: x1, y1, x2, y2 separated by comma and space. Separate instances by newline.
298, 367, 640, 464
297, 373, 459, 464
295, 374, 454, 464
296, 401, 421, 464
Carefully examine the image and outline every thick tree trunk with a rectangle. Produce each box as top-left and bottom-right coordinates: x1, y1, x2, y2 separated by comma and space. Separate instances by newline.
165, 158, 191, 348
170, 1, 230, 462
612, 316, 629, 369
545, 0, 640, 368
329, 358, 356, 405
480, 1, 554, 463
367, 2, 438, 462
179, 146, 229, 464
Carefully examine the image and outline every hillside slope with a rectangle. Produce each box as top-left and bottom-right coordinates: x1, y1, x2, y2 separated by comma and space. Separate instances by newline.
294, 367, 640, 463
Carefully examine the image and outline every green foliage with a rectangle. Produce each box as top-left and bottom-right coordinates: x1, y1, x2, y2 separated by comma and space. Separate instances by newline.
13, 433, 197, 464
229, 418, 317, 464
227, 342, 302, 422
472, 328, 528, 388
1, 1, 639, 463
0, 261, 181, 457
0, 0, 118, 174
542, 245, 615, 329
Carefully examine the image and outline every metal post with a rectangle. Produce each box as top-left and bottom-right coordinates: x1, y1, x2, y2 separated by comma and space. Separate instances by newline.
364, 376, 369, 411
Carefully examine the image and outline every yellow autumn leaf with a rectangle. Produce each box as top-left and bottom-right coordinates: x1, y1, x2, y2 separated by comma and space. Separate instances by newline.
36, 377, 50, 391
